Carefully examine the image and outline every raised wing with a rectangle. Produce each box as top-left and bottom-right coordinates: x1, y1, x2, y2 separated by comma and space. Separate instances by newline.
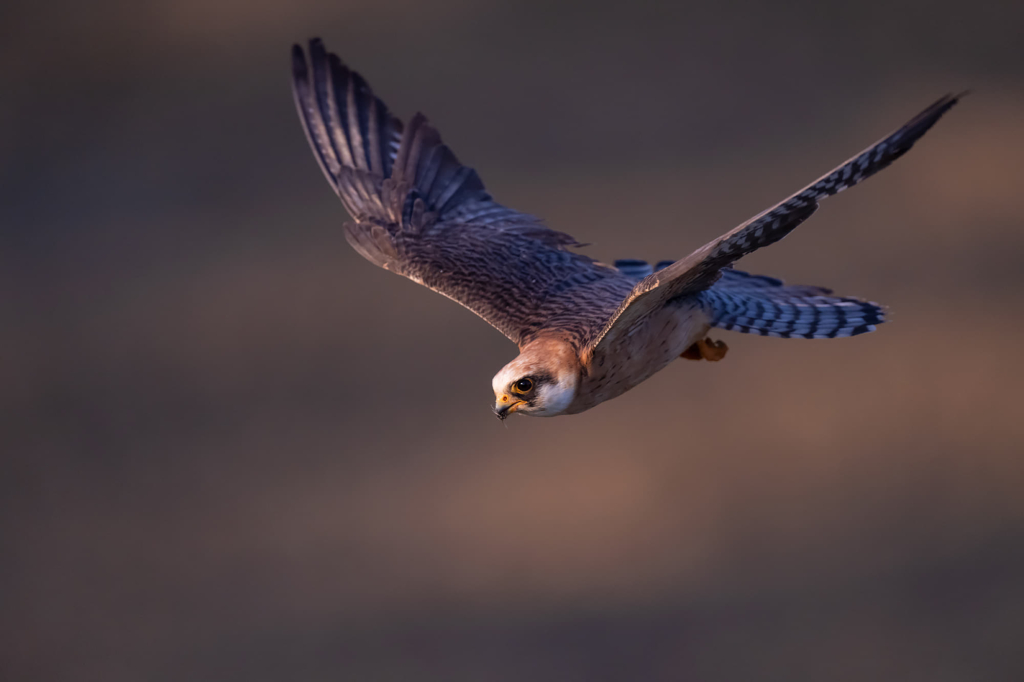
584, 93, 962, 358
292, 39, 631, 347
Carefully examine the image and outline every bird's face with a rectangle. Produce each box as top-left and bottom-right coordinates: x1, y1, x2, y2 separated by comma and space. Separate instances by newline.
491, 342, 579, 420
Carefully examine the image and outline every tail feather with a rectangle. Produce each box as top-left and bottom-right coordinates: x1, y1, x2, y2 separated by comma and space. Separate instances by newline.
702, 268, 885, 339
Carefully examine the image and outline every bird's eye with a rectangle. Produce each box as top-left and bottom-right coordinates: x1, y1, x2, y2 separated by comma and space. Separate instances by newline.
513, 378, 534, 393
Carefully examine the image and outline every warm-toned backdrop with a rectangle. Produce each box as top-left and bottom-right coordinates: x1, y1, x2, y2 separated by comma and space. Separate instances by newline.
3, 0, 1023, 679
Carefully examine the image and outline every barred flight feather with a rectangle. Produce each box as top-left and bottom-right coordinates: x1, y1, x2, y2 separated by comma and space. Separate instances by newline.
702, 269, 884, 339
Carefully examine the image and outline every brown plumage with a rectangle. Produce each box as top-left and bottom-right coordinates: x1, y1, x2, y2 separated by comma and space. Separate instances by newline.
291, 38, 960, 419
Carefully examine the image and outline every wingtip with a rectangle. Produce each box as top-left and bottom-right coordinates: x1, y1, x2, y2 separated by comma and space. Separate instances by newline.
407, 111, 432, 129
930, 91, 964, 124
291, 43, 307, 74
293, 38, 328, 69
892, 91, 963, 148
927, 92, 961, 116
942, 90, 969, 112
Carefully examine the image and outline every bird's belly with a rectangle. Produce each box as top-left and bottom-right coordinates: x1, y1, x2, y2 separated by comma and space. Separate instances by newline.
568, 298, 710, 413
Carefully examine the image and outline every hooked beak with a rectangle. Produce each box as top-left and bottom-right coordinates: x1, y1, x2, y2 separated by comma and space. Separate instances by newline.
493, 397, 525, 421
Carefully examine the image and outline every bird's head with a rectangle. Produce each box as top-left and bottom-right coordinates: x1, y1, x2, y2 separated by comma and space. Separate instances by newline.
492, 337, 580, 420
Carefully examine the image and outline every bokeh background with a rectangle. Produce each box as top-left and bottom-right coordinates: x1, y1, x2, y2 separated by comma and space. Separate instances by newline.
3, 0, 1024, 679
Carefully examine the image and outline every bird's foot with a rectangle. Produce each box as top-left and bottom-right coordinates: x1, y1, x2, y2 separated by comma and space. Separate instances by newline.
680, 337, 729, 362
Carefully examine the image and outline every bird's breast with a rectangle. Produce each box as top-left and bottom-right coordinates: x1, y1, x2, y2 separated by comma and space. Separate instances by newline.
566, 297, 711, 414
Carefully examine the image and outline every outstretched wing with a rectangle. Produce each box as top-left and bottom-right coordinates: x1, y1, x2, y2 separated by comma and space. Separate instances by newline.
292, 39, 630, 347
584, 93, 962, 358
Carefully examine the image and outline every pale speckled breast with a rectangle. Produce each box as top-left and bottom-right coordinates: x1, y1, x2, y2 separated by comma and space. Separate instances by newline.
566, 296, 711, 414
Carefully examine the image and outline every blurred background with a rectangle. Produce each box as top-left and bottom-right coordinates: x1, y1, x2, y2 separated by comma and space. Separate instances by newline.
3, 0, 1023, 679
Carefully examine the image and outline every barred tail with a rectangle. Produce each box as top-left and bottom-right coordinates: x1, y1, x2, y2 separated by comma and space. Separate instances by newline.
702, 269, 885, 339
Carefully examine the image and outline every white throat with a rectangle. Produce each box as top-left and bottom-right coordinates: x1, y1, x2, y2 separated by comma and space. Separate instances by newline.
530, 374, 577, 416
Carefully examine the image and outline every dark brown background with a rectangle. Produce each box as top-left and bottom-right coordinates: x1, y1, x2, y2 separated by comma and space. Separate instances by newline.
3, 0, 1023, 679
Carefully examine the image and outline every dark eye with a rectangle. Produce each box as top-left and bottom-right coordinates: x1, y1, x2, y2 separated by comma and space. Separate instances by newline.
513, 378, 534, 393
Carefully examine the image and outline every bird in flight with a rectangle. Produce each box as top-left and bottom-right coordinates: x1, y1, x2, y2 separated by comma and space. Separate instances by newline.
291, 38, 959, 420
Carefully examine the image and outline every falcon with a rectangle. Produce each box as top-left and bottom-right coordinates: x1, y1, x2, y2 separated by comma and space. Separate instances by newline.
290, 38, 960, 420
